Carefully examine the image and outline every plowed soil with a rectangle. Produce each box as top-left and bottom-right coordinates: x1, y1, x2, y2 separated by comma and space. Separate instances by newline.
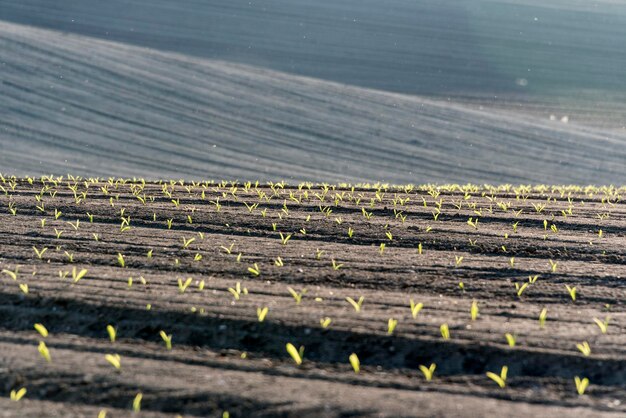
0, 178, 624, 417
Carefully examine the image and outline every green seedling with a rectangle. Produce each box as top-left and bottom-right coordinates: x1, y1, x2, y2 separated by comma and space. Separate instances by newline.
440, 323, 450, 340
279, 232, 292, 245
320, 317, 332, 328
349, 353, 360, 373
419, 363, 436, 381
346, 296, 364, 312
182, 237, 196, 249
178, 277, 192, 293
107, 325, 117, 343
133, 393, 142, 412
228, 282, 246, 300
159, 330, 172, 350
549, 259, 558, 273
574, 376, 589, 395
117, 253, 126, 268
2, 268, 18, 281
257, 307, 269, 322
539, 308, 548, 328
33, 246, 48, 259
409, 300, 424, 319
286, 343, 304, 365
331, 259, 343, 270
387, 318, 398, 335
565, 285, 577, 301
505, 333, 516, 347
221, 243, 235, 254
593, 317, 609, 334
515, 282, 529, 298
10, 388, 27, 402
576, 341, 591, 356
105, 354, 121, 370
38, 341, 51, 362
248, 263, 260, 276
34, 323, 48, 338
486, 366, 508, 388
288, 287, 306, 304
72, 267, 88, 283
470, 300, 479, 321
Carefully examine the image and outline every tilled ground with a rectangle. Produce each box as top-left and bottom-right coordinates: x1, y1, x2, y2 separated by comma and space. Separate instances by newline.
0, 178, 624, 417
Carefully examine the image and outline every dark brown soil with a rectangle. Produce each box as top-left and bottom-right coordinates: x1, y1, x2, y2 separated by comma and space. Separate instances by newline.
0, 178, 624, 417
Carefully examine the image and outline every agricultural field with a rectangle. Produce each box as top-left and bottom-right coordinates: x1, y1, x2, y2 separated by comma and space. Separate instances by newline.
0, 175, 624, 417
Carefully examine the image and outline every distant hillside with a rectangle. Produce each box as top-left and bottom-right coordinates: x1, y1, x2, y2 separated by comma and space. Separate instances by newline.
1, 22, 624, 184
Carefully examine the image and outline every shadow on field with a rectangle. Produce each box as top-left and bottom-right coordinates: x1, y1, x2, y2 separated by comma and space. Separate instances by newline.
0, 291, 624, 389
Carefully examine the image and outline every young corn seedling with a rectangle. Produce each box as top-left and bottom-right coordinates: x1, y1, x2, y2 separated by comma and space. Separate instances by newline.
286, 343, 304, 365
593, 317, 610, 334
470, 300, 479, 321
320, 317, 332, 328
228, 282, 246, 300
574, 376, 590, 395
349, 353, 360, 373
379, 243, 386, 255
133, 393, 142, 413
257, 307, 269, 322
576, 341, 591, 356
71, 267, 88, 283
178, 277, 193, 293
105, 354, 121, 370
38, 341, 51, 362
331, 259, 344, 270
117, 253, 126, 268
455, 255, 463, 267
515, 282, 529, 298
288, 287, 306, 304
419, 363, 436, 381
33, 246, 48, 259
10, 388, 27, 402
34, 323, 48, 338
486, 366, 508, 388
279, 232, 292, 245
221, 243, 235, 254
387, 318, 398, 335
549, 259, 558, 273
539, 308, 548, 329
346, 296, 364, 312
409, 300, 424, 319
19, 283, 29, 294
565, 285, 577, 301
505, 333, 516, 347
107, 325, 117, 343
248, 263, 260, 277
182, 237, 196, 249
159, 331, 173, 350
440, 323, 450, 340
274, 257, 284, 267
